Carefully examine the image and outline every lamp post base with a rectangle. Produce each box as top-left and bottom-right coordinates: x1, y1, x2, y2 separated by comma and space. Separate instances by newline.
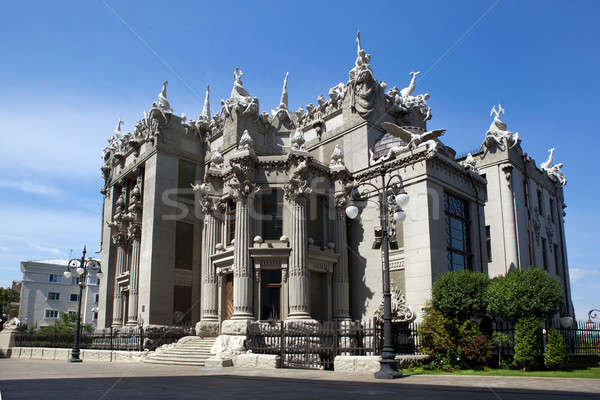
69, 350, 82, 363
374, 359, 403, 379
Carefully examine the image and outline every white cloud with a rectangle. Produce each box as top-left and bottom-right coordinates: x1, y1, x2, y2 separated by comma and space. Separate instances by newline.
0, 179, 62, 197
0, 246, 8, 251
570, 267, 600, 283
29, 244, 66, 256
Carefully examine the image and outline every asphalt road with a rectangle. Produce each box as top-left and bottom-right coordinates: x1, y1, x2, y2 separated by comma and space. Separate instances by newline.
1, 359, 599, 400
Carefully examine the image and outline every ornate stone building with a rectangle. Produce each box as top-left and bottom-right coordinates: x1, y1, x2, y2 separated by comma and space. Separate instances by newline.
96, 33, 574, 334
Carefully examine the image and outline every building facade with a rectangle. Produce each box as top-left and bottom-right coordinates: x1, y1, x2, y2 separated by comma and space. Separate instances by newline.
18, 259, 100, 328
97, 33, 573, 334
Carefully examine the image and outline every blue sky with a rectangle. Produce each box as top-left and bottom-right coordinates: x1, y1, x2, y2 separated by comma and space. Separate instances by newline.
1, 1, 598, 319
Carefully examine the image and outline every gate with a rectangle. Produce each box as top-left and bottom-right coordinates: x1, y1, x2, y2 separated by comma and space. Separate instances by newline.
246, 319, 382, 370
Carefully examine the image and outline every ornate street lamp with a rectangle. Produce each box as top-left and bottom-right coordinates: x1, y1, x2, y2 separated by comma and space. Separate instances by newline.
63, 246, 103, 362
345, 164, 408, 379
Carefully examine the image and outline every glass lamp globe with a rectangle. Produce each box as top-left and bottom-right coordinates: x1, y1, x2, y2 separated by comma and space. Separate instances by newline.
395, 193, 410, 207
96, 271, 104, 279
393, 210, 407, 222
76, 267, 85, 276
63, 271, 72, 279
345, 205, 359, 219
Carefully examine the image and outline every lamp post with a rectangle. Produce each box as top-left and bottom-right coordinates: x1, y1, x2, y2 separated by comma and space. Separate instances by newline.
64, 246, 103, 362
345, 164, 408, 379
588, 309, 600, 323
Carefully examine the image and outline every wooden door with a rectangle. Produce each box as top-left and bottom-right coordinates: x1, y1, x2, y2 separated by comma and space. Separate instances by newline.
224, 274, 234, 320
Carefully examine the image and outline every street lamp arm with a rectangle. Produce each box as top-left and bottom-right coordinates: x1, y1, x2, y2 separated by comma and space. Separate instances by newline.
351, 180, 382, 199
385, 173, 404, 190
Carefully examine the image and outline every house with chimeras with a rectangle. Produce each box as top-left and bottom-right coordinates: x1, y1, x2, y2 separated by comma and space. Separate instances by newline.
96, 33, 573, 354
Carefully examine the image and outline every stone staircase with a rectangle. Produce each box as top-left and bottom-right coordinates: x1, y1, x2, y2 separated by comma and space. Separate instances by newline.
143, 336, 216, 366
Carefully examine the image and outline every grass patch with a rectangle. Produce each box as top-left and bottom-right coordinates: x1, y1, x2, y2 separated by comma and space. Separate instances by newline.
402, 367, 600, 379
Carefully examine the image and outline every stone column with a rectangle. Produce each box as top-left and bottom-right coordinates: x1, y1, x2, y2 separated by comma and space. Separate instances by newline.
333, 206, 350, 320
501, 165, 519, 270
287, 195, 311, 319
127, 235, 140, 325
112, 242, 126, 327
232, 196, 253, 319
197, 209, 220, 335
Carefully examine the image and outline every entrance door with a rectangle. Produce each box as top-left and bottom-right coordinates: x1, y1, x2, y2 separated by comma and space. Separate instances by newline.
224, 274, 234, 320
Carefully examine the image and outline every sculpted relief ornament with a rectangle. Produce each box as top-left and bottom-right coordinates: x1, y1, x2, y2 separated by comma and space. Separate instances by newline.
371, 122, 446, 164
385, 71, 432, 121
540, 148, 567, 186
284, 159, 312, 201
374, 286, 415, 323
480, 104, 520, 152
349, 31, 378, 119
220, 68, 259, 119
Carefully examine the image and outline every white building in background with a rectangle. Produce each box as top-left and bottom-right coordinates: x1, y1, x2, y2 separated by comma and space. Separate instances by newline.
18, 259, 101, 329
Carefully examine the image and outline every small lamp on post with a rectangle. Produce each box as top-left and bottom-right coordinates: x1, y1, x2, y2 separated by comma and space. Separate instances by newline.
345, 164, 409, 379
64, 246, 103, 363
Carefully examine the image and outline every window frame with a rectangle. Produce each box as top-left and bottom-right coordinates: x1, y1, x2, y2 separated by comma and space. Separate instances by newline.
260, 189, 283, 240
444, 192, 472, 271
47, 292, 60, 301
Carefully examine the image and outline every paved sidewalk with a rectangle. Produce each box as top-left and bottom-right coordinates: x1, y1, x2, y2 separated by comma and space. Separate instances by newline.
1, 359, 599, 399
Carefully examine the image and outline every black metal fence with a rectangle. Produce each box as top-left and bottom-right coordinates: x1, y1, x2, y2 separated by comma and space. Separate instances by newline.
246, 319, 422, 370
13, 326, 191, 352
247, 318, 600, 370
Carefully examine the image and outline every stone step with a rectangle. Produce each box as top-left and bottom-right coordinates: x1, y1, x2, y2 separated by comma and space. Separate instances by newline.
155, 350, 212, 356
147, 355, 212, 363
143, 359, 206, 366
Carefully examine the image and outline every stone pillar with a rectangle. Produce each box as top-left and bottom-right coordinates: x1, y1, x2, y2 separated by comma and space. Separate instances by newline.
112, 243, 126, 327
501, 165, 519, 270
197, 209, 220, 336
287, 195, 311, 319
232, 196, 254, 320
333, 207, 350, 320
127, 236, 140, 325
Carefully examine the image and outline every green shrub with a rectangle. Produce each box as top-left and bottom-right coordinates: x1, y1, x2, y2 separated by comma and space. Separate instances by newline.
513, 316, 542, 370
544, 327, 567, 370
432, 271, 490, 320
486, 267, 562, 322
491, 331, 512, 367
419, 306, 492, 368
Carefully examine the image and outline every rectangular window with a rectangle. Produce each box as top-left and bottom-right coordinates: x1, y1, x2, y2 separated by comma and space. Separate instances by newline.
445, 192, 471, 271
48, 292, 60, 300
49, 274, 62, 283
94, 312, 98, 320
70, 294, 79, 302
226, 199, 236, 244
72, 277, 81, 285
523, 180, 531, 210
178, 159, 196, 201
486, 225, 492, 262
261, 190, 283, 240
95, 294, 99, 304
550, 198, 555, 223
261, 269, 281, 320
537, 189, 544, 216
175, 221, 194, 270
542, 237, 548, 270
307, 196, 327, 247
45, 310, 59, 319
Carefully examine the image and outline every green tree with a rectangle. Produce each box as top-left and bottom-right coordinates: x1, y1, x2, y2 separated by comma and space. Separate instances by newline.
432, 271, 490, 320
38, 312, 93, 335
513, 316, 542, 370
486, 268, 562, 322
544, 327, 567, 370
0, 286, 20, 323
